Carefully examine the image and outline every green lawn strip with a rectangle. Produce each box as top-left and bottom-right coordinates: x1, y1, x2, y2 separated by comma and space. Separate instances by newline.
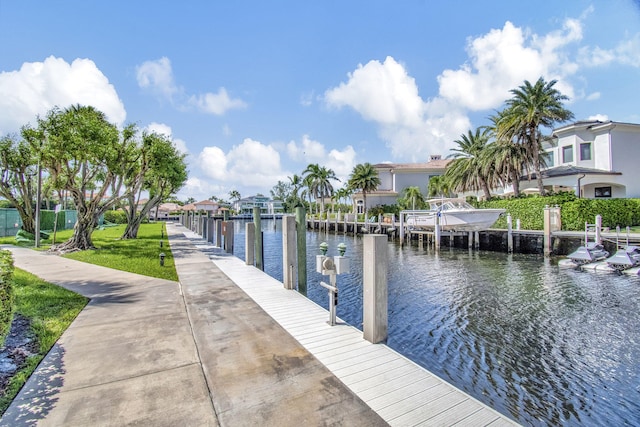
1, 223, 178, 282
61, 223, 177, 282
0, 268, 88, 414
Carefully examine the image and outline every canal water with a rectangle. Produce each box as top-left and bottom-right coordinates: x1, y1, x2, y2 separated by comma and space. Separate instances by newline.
231, 219, 640, 426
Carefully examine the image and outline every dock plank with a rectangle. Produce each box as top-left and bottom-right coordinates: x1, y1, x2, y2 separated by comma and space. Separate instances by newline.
184, 231, 520, 427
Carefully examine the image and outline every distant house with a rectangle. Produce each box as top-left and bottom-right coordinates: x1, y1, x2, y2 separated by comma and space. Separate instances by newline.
193, 199, 220, 214
523, 120, 640, 198
234, 195, 284, 216
352, 155, 451, 213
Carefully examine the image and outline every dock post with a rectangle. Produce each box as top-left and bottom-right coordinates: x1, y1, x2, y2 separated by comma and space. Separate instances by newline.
468, 231, 473, 249
595, 215, 602, 244
507, 214, 513, 253
543, 206, 552, 256
434, 213, 441, 251
207, 218, 215, 243
253, 207, 263, 271
363, 235, 387, 344
295, 206, 307, 295
245, 222, 255, 266
474, 231, 480, 250
215, 219, 222, 247
282, 215, 297, 290
222, 221, 234, 254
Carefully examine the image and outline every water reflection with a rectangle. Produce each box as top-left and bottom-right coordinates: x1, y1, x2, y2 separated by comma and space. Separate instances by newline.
232, 219, 640, 426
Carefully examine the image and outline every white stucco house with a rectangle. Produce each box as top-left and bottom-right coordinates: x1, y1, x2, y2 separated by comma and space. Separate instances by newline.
352, 155, 451, 213
523, 120, 640, 198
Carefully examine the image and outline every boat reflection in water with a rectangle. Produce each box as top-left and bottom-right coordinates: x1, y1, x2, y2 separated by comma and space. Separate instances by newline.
403, 198, 505, 232
232, 219, 640, 426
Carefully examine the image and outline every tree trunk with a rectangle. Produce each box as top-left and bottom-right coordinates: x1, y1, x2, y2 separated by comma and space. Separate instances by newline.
122, 216, 144, 239
480, 178, 492, 200
57, 219, 95, 251
510, 168, 521, 197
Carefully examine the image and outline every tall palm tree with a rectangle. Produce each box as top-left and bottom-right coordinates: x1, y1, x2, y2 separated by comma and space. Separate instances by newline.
348, 163, 381, 226
485, 112, 530, 197
288, 174, 304, 208
303, 163, 338, 214
497, 77, 574, 195
445, 128, 495, 200
334, 186, 353, 211
402, 186, 425, 210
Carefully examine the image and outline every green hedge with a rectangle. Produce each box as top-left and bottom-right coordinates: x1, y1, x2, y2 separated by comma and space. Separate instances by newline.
104, 210, 128, 224
477, 195, 640, 231
0, 250, 14, 346
40, 210, 66, 231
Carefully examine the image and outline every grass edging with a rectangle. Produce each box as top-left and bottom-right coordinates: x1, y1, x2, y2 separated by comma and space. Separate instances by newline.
0, 268, 87, 414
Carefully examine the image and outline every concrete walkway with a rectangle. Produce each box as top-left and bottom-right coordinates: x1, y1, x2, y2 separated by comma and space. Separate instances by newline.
0, 233, 385, 425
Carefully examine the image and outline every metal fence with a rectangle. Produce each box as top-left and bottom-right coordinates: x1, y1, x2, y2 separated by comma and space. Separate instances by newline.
0, 209, 78, 238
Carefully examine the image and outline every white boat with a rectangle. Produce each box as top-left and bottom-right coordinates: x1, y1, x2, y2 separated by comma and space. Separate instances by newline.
403, 198, 505, 232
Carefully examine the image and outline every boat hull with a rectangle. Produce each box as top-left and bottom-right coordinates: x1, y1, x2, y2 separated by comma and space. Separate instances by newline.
406, 209, 505, 232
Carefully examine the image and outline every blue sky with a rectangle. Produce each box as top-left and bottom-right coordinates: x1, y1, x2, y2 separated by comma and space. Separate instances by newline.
1, 1, 639, 202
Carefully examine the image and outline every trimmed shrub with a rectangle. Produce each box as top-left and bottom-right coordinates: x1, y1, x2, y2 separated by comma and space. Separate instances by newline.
104, 210, 128, 224
477, 195, 640, 231
0, 250, 14, 346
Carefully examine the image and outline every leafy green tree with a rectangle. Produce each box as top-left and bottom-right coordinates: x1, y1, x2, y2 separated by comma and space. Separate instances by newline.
401, 186, 425, 210
287, 174, 304, 209
497, 77, 574, 195
270, 180, 292, 211
121, 130, 188, 239
445, 128, 495, 200
0, 135, 38, 234
348, 163, 380, 226
24, 105, 132, 251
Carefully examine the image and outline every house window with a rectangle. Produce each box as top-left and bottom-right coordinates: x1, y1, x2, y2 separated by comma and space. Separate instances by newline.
580, 142, 592, 161
544, 151, 554, 167
562, 145, 573, 163
594, 186, 612, 198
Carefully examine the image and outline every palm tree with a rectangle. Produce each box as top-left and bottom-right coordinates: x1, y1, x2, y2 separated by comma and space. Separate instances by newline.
348, 163, 381, 227
288, 174, 304, 208
228, 189, 241, 202
445, 128, 495, 200
484, 112, 530, 197
427, 175, 452, 198
303, 163, 338, 214
497, 77, 574, 195
402, 186, 425, 210
334, 186, 353, 211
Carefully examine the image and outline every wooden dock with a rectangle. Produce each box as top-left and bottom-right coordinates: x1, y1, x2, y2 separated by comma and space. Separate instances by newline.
184, 230, 519, 426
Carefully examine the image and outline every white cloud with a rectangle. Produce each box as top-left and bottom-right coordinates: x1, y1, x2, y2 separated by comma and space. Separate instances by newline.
136, 57, 180, 101
0, 56, 126, 134
145, 122, 189, 154
324, 56, 470, 161
588, 114, 609, 121
177, 176, 224, 202
438, 18, 582, 111
197, 138, 288, 191
286, 134, 357, 181
579, 33, 640, 68
585, 92, 601, 101
325, 56, 424, 127
136, 57, 247, 115
189, 88, 247, 115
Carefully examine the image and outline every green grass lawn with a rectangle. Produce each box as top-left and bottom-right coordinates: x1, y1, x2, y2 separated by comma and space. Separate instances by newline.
0, 222, 177, 414
0, 268, 88, 414
1, 223, 178, 282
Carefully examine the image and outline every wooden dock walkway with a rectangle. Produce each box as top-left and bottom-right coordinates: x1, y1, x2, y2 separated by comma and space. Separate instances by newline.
179, 226, 519, 426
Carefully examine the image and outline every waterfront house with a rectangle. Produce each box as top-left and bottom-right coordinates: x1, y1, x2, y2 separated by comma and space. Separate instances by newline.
524, 120, 640, 198
351, 155, 451, 214
233, 195, 284, 216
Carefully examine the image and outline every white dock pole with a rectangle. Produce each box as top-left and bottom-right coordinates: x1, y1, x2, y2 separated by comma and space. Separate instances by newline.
245, 222, 255, 265
282, 216, 297, 289
543, 206, 551, 257
474, 231, 480, 250
468, 231, 473, 249
507, 214, 513, 253
434, 213, 441, 251
596, 215, 603, 244
363, 235, 388, 344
